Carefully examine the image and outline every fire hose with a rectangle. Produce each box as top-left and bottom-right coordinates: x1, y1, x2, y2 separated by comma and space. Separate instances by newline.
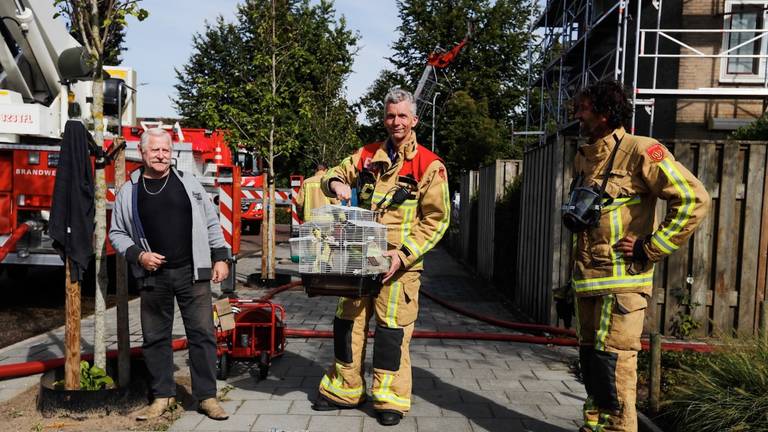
0, 280, 715, 380
0, 221, 38, 263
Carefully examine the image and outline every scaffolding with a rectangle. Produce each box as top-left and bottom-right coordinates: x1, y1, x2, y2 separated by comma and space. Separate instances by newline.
523, 0, 768, 144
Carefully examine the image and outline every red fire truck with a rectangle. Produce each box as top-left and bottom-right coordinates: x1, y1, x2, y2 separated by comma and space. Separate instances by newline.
0, 0, 243, 291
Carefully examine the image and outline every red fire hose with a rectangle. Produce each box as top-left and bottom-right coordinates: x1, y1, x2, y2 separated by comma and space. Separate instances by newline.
0, 223, 31, 263
0, 279, 715, 380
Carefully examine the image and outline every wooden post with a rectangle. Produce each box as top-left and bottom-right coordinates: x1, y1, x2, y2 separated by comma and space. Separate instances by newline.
761, 301, 768, 345
114, 137, 130, 387
64, 259, 81, 390
649, 333, 662, 414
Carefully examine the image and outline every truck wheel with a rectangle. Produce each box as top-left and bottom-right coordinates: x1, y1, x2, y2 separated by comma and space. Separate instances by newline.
216, 352, 230, 380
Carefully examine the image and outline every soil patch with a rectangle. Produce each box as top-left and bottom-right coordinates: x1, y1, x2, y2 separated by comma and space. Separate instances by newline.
0, 376, 195, 432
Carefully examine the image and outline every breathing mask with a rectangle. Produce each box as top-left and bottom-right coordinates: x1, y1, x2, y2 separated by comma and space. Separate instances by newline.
562, 134, 623, 233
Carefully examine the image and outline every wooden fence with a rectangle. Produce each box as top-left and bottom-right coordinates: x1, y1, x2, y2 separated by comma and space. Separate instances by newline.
458, 170, 479, 264
476, 160, 522, 280
515, 137, 768, 336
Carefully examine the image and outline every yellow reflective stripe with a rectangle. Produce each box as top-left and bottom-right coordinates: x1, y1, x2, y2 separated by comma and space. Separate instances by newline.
594, 295, 614, 351
601, 196, 640, 212
384, 282, 401, 328
403, 182, 450, 258
372, 191, 418, 210
572, 273, 654, 292
335, 297, 345, 318
400, 206, 415, 247
372, 374, 411, 408
609, 207, 624, 277
320, 365, 364, 398
653, 159, 696, 252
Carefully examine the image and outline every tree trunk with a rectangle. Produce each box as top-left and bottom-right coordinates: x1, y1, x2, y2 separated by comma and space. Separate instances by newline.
92, 76, 108, 370
64, 260, 81, 390
114, 137, 130, 386
263, 0, 276, 280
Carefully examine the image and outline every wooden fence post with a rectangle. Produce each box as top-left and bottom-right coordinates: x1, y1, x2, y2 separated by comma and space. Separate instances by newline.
649, 333, 662, 415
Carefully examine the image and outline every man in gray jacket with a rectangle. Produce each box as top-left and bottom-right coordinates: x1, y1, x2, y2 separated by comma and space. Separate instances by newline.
110, 128, 230, 421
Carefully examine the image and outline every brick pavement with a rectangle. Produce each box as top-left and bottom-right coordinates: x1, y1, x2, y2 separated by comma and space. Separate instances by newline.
0, 244, 585, 431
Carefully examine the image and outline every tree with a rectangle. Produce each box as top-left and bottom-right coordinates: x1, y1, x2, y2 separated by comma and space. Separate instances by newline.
66, 1, 127, 65
437, 91, 508, 177
55, 0, 147, 377
173, 0, 358, 278
390, 0, 534, 124
358, 0, 535, 176
356, 69, 407, 143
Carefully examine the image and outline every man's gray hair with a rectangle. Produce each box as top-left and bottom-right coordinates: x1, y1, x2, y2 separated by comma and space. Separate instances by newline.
384, 87, 417, 116
139, 128, 173, 151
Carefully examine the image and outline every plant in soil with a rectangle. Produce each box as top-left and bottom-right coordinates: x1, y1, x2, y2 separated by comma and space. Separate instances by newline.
654, 337, 768, 431
54, 361, 114, 390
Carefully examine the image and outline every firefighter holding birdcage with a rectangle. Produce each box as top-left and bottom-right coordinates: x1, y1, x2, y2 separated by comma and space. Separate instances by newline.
310, 88, 450, 426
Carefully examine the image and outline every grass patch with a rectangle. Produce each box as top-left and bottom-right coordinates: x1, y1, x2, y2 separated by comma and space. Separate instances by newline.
639, 338, 768, 431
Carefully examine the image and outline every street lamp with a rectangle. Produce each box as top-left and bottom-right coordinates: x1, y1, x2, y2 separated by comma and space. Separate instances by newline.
431, 92, 441, 152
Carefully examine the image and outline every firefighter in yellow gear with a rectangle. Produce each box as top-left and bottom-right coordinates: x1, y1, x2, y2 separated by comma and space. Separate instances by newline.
564, 80, 710, 432
311, 88, 450, 427
295, 164, 339, 222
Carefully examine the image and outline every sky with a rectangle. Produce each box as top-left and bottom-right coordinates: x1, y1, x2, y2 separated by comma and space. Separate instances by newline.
122, 0, 400, 118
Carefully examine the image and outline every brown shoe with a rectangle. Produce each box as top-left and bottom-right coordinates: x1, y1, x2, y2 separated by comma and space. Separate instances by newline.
136, 397, 176, 420
198, 397, 229, 420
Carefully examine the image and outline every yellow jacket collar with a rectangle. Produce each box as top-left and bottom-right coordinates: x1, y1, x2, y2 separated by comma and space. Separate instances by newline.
580, 127, 626, 161
371, 132, 419, 169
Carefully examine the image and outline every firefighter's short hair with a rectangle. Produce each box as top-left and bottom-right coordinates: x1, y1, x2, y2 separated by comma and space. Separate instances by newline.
575, 80, 632, 130
139, 128, 173, 151
384, 87, 417, 117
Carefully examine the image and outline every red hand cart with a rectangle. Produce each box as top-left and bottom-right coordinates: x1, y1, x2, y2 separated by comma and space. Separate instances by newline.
214, 299, 286, 380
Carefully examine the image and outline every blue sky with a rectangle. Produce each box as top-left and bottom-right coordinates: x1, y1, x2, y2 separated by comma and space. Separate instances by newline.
122, 0, 400, 118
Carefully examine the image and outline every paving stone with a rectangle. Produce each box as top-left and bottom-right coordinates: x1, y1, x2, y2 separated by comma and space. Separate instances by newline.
522, 417, 578, 431
251, 414, 310, 432
552, 391, 587, 406
440, 403, 493, 418
505, 391, 557, 405
489, 404, 544, 419
469, 418, 527, 432
415, 417, 472, 432
168, 412, 203, 431
449, 368, 494, 378
236, 400, 292, 415
458, 389, 510, 405
194, 414, 255, 431
533, 369, 577, 381
363, 415, 417, 432
428, 359, 469, 369
476, 378, 524, 391
408, 401, 443, 416
519, 379, 572, 392
307, 415, 363, 432
412, 389, 462, 403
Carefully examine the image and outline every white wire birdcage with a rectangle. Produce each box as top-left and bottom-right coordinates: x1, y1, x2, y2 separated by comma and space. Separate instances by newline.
292, 205, 388, 276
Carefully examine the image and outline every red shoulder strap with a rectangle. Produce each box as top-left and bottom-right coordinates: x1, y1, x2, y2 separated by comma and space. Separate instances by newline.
356, 142, 383, 171
399, 144, 443, 182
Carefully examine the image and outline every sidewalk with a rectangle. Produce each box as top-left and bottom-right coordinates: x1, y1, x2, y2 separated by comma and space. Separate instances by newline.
0, 244, 585, 431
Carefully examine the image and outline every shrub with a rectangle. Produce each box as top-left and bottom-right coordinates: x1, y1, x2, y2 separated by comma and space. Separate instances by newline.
730, 113, 768, 140
662, 337, 768, 431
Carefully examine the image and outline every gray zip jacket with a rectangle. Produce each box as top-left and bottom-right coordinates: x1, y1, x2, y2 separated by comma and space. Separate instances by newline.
109, 167, 230, 281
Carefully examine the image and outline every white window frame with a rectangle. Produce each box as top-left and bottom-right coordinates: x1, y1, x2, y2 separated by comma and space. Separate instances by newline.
719, 0, 768, 84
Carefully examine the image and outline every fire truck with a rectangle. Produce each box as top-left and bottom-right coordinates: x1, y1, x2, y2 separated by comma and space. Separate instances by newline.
0, 0, 243, 290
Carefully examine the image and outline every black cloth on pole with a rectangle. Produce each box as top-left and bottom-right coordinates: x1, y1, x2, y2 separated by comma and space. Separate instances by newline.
49, 120, 95, 282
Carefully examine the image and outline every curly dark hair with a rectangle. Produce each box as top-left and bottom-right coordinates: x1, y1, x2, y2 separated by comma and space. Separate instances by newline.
575, 80, 632, 129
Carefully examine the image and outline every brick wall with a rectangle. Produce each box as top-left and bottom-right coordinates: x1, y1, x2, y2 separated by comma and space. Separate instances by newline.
674, 0, 764, 138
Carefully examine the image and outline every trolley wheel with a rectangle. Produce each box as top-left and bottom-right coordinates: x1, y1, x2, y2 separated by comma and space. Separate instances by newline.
216, 352, 230, 380
258, 351, 270, 380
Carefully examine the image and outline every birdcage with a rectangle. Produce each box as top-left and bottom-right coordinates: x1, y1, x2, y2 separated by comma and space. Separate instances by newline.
291, 205, 388, 297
